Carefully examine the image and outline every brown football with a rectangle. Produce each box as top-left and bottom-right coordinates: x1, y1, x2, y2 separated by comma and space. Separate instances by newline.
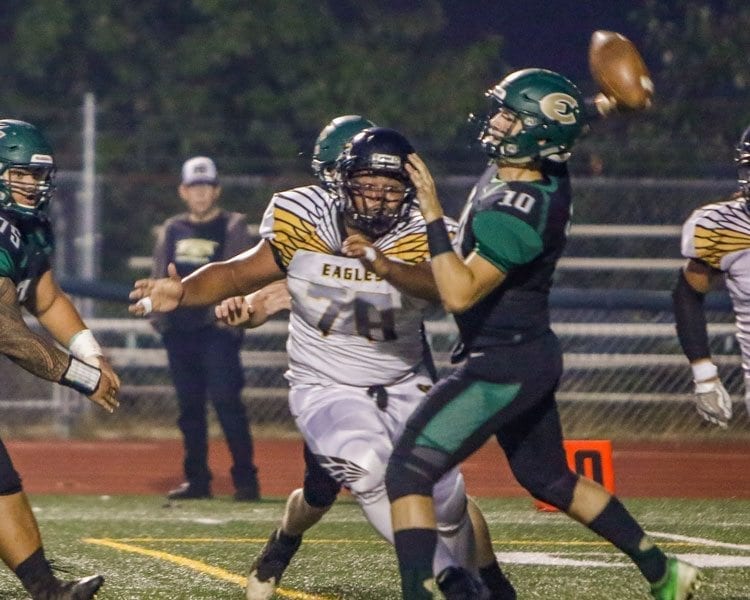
589, 30, 653, 110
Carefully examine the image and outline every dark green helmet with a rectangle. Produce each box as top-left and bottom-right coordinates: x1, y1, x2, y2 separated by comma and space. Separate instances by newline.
477, 68, 585, 163
312, 115, 376, 188
0, 119, 56, 218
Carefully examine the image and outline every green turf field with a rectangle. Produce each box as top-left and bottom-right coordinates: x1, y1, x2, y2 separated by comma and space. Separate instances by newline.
1, 495, 747, 599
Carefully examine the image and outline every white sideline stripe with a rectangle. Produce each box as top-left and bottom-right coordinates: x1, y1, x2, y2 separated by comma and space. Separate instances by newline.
678, 553, 750, 568
494, 551, 750, 568
648, 531, 750, 552
495, 551, 623, 567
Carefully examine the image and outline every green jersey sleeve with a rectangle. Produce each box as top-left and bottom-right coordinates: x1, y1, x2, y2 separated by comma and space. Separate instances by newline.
472, 210, 543, 272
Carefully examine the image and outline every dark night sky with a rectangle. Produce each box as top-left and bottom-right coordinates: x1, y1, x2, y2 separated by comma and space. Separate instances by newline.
444, 2, 643, 84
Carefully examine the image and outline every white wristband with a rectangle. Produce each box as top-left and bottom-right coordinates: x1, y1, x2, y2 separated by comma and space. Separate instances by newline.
68, 329, 102, 361
61, 356, 101, 395
691, 361, 718, 382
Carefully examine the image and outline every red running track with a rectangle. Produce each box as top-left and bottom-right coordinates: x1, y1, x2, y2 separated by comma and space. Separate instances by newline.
7, 438, 750, 499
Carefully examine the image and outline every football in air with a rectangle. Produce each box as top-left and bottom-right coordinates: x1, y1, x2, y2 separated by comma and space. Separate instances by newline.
588, 30, 654, 110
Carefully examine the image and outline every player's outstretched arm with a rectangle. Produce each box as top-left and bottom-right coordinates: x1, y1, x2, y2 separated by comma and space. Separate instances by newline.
129, 262, 184, 316
673, 258, 732, 427
0, 277, 118, 412
130, 239, 285, 317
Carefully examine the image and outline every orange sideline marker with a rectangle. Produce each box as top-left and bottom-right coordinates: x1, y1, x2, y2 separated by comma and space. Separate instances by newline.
534, 439, 615, 512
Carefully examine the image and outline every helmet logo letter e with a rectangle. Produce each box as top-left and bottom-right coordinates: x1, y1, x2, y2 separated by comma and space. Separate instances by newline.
540, 93, 579, 125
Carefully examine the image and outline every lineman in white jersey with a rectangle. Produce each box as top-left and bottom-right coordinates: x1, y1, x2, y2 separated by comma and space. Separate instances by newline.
673, 125, 750, 428
130, 126, 513, 599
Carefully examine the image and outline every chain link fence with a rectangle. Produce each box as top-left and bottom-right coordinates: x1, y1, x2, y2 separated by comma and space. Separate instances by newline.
1, 175, 748, 441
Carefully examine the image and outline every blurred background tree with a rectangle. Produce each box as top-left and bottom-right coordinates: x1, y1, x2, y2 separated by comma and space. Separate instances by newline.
578, 0, 750, 178
0, 0, 504, 172
0, 0, 748, 285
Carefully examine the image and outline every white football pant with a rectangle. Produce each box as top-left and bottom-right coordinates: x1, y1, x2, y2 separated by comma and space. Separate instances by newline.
289, 371, 476, 576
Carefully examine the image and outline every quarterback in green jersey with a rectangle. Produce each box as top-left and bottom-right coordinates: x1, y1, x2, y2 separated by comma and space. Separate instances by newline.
385, 69, 701, 600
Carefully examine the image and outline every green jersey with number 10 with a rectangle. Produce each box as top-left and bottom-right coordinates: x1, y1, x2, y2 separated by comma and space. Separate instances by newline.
453, 161, 572, 351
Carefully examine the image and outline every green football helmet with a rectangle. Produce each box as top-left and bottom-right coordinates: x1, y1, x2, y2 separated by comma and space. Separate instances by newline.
312, 115, 376, 189
0, 119, 56, 218
477, 68, 585, 163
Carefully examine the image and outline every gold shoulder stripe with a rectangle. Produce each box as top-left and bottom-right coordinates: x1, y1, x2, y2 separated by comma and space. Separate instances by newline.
271, 206, 333, 266
382, 232, 429, 264
693, 225, 750, 268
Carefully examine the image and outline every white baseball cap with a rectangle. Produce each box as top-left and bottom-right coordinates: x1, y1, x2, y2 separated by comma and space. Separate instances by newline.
181, 156, 218, 186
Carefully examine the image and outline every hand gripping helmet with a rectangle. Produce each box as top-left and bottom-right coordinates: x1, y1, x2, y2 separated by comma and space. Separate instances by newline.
335, 127, 416, 239
0, 119, 56, 218
736, 125, 750, 197
311, 115, 376, 189
477, 68, 585, 163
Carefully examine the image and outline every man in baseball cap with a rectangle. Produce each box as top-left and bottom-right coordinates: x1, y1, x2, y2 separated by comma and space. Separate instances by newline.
181, 156, 218, 186
149, 154, 261, 501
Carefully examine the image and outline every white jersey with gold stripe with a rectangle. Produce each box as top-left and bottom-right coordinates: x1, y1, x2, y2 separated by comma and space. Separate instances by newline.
681, 197, 750, 400
259, 184, 440, 387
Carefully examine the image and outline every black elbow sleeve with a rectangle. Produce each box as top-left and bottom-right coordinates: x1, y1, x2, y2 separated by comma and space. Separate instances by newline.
672, 269, 711, 362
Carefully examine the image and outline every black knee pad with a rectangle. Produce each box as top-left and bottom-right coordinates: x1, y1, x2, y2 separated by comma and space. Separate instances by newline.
303, 469, 340, 508
385, 452, 437, 502
302, 444, 340, 508
529, 470, 578, 511
0, 440, 22, 495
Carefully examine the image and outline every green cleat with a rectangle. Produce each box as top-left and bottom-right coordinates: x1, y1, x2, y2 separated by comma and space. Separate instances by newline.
650, 557, 701, 600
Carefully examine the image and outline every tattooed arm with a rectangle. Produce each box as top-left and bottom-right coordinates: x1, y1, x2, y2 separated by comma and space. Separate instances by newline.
28, 270, 122, 397
0, 276, 119, 412
0, 276, 70, 381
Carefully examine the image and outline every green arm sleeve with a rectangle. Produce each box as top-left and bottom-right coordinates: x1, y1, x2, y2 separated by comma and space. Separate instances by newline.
472, 211, 543, 272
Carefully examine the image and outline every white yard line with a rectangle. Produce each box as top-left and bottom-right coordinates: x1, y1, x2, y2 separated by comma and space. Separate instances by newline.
648, 530, 750, 552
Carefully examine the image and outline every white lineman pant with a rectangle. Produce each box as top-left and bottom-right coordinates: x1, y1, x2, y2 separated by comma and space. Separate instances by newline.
289, 371, 475, 575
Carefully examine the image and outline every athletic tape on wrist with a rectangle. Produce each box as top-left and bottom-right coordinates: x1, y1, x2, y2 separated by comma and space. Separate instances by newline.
61, 356, 101, 395
426, 219, 453, 258
363, 246, 377, 262
691, 361, 718, 383
68, 329, 102, 360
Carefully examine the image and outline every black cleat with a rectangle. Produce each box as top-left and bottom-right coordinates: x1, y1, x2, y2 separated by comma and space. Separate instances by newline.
246, 529, 302, 600
33, 575, 105, 600
480, 566, 516, 600
233, 480, 261, 502
166, 482, 212, 500
437, 566, 487, 600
